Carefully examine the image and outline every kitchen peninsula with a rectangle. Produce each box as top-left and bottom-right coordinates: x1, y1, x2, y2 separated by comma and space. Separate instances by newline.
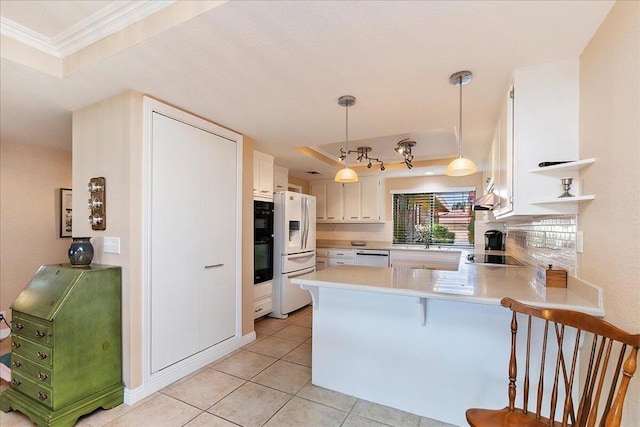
292, 257, 603, 426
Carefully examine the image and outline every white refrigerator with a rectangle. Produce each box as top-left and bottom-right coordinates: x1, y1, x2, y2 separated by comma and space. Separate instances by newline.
271, 191, 316, 318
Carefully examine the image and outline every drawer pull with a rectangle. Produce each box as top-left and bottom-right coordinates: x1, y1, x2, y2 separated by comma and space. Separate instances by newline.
38, 391, 49, 400
37, 351, 48, 360
15, 323, 24, 330
255, 307, 263, 313
38, 372, 49, 381
11, 342, 21, 349
11, 379, 21, 386
11, 361, 21, 368
35, 330, 46, 338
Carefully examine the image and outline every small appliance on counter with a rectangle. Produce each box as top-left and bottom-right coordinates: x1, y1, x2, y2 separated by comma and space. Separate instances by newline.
484, 230, 504, 251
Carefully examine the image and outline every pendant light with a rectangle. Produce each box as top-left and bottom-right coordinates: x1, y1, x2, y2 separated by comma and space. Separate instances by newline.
446, 71, 477, 177
334, 95, 359, 183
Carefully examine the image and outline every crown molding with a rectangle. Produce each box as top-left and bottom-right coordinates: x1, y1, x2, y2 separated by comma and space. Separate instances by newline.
0, 1, 175, 58
0, 17, 59, 56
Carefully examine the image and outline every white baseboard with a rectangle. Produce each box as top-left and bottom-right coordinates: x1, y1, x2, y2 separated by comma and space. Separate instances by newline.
124, 331, 256, 405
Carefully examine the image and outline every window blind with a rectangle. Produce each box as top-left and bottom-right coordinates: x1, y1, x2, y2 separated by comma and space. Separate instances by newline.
392, 191, 476, 247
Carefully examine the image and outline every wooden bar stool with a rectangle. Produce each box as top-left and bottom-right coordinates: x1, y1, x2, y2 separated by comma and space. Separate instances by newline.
466, 297, 639, 427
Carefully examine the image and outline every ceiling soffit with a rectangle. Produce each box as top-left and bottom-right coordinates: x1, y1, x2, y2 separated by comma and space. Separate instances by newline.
0, 1, 225, 77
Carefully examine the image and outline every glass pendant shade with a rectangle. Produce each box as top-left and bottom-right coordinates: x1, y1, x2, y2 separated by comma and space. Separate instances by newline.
335, 167, 359, 182
335, 95, 359, 183
446, 71, 476, 177
446, 156, 477, 176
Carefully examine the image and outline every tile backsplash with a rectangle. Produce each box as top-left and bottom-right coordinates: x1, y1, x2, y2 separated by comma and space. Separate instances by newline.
506, 215, 577, 276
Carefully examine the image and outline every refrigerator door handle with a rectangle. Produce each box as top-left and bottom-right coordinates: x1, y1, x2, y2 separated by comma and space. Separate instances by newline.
303, 197, 309, 249
287, 267, 315, 279
301, 197, 305, 250
285, 252, 314, 260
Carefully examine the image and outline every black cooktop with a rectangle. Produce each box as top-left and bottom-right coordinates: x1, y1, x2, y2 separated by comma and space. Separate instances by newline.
466, 254, 525, 266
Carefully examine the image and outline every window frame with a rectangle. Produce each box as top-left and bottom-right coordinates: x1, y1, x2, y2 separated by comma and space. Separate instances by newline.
391, 187, 476, 248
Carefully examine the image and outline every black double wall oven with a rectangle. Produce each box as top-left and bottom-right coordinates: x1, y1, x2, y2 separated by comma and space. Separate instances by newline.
254, 200, 274, 284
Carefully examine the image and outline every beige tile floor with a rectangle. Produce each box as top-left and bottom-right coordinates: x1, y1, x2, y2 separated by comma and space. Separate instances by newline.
0, 306, 457, 427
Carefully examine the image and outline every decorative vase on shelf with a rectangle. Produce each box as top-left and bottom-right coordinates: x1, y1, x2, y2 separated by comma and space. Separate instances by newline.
68, 237, 94, 267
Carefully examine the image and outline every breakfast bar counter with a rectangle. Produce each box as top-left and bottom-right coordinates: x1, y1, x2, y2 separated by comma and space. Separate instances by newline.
292, 262, 603, 426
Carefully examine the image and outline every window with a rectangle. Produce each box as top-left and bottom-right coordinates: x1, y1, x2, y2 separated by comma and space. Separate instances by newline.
392, 190, 475, 247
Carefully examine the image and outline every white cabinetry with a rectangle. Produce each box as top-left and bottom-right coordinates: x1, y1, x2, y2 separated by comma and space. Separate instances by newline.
316, 249, 328, 271
311, 181, 344, 221
360, 177, 383, 221
254, 281, 273, 319
310, 177, 384, 223
310, 182, 327, 221
389, 250, 461, 271
254, 151, 274, 200
328, 248, 355, 267
343, 182, 360, 221
147, 100, 240, 373
273, 165, 288, 193
326, 182, 344, 221
493, 58, 583, 219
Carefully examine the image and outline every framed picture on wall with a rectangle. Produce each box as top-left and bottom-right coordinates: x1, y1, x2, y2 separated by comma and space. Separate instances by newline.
60, 188, 72, 238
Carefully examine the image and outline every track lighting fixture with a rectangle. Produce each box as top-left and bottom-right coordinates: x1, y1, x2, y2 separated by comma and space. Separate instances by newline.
394, 138, 415, 169
339, 146, 385, 171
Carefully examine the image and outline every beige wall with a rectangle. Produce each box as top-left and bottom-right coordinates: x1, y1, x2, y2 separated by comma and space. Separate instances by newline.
242, 137, 255, 336
384, 173, 484, 220
72, 91, 143, 387
578, 1, 640, 422
289, 176, 310, 194
0, 142, 72, 320
72, 91, 255, 388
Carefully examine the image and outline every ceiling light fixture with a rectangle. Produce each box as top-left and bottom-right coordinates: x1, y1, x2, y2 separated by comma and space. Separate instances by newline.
394, 138, 416, 169
334, 95, 359, 183
446, 70, 477, 176
339, 146, 385, 171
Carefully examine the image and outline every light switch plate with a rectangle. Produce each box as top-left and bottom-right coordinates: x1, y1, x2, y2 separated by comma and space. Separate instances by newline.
104, 237, 121, 254
576, 231, 584, 254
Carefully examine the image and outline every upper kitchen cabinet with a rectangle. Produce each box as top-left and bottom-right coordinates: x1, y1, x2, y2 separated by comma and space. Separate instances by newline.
310, 177, 384, 223
273, 165, 288, 193
493, 58, 590, 219
311, 181, 343, 222
254, 151, 274, 200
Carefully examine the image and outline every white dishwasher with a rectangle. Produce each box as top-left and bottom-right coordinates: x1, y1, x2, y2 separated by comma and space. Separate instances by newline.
354, 249, 390, 267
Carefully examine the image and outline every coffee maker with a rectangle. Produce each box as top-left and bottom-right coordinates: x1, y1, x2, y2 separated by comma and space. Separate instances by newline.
484, 230, 504, 251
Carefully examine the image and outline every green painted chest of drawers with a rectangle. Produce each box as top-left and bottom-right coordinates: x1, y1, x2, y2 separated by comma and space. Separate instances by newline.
0, 264, 123, 426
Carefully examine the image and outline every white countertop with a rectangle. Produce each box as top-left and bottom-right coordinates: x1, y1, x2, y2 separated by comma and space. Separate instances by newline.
293, 261, 603, 315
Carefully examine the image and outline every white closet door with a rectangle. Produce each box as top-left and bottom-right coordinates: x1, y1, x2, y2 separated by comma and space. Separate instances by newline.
199, 130, 237, 349
151, 113, 201, 372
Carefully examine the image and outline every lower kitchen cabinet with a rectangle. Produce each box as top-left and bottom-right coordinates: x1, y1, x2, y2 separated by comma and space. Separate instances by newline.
254, 281, 273, 319
327, 249, 355, 267
0, 264, 123, 427
390, 250, 461, 271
